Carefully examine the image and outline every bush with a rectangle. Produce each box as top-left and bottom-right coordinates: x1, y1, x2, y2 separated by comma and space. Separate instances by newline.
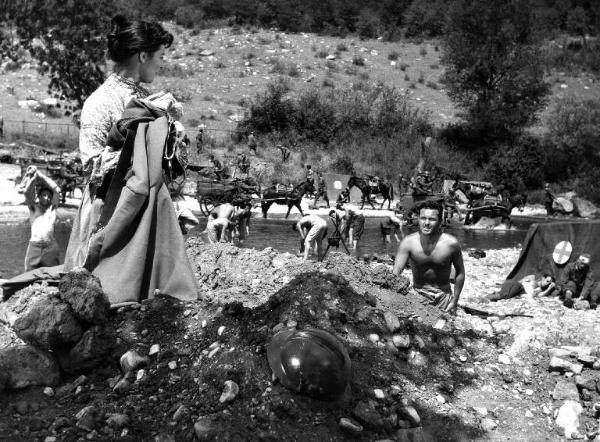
174, 5, 204, 29
399, 62, 409, 71
166, 85, 193, 103
316, 49, 328, 59
420, 47, 428, 56
336, 43, 348, 52
353, 56, 365, 66
388, 51, 400, 61
330, 154, 355, 175
417, 72, 425, 84
322, 78, 335, 88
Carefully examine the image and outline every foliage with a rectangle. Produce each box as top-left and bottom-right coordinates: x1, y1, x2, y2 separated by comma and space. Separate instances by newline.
441, 0, 551, 141
1, 0, 118, 108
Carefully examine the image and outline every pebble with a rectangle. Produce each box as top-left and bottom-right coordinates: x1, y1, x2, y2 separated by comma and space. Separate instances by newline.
208, 347, 219, 358
593, 360, 600, 370
525, 389, 534, 396
392, 334, 410, 349
113, 378, 131, 394
120, 350, 149, 373
555, 400, 583, 439
173, 405, 188, 421
399, 406, 421, 427
435, 394, 446, 404
136, 369, 145, 381
168, 361, 177, 370
413, 335, 426, 349
542, 405, 551, 415
373, 389, 385, 399
480, 417, 497, 431
43, 387, 55, 397
194, 417, 216, 441
75, 405, 99, 431
219, 380, 239, 403
498, 354, 511, 365
383, 311, 401, 333
368, 333, 380, 343
525, 410, 534, 418
201, 320, 207, 328
408, 351, 428, 367
523, 368, 531, 377
44, 437, 57, 442
339, 417, 363, 434
473, 406, 488, 416
549, 357, 583, 374
106, 413, 129, 428
149, 344, 160, 356
217, 326, 226, 336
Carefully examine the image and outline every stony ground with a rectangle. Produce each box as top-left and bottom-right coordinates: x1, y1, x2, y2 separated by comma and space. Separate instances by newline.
1, 242, 600, 441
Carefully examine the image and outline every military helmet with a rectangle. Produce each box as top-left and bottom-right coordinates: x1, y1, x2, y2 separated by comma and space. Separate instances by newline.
267, 328, 351, 401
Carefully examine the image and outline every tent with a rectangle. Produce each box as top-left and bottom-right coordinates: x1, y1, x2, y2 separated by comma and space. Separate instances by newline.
506, 220, 600, 282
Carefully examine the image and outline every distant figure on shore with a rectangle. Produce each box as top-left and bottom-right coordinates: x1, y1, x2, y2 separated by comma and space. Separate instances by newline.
544, 183, 555, 216
296, 213, 327, 261
380, 212, 403, 244
232, 202, 252, 243
247, 131, 257, 154
337, 187, 350, 205
17, 166, 61, 271
276, 144, 290, 162
233, 152, 250, 178
393, 200, 465, 314
313, 173, 330, 208
305, 165, 314, 186
208, 154, 224, 180
196, 124, 205, 152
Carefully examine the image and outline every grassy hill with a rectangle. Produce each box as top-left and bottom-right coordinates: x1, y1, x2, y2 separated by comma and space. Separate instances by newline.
1, 23, 599, 184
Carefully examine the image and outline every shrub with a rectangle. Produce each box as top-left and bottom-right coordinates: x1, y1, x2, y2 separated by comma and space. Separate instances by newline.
214, 60, 226, 69
336, 43, 348, 52
166, 85, 193, 103
352, 56, 365, 66
316, 49, 328, 59
330, 154, 355, 175
420, 47, 428, 56
322, 78, 335, 88
388, 51, 400, 61
345, 65, 358, 76
399, 62, 409, 71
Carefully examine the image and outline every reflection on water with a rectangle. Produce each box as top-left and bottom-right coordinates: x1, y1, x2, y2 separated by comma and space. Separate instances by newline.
0, 214, 530, 279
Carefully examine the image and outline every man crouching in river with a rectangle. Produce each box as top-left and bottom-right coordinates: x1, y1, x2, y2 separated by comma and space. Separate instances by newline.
393, 200, 465, 314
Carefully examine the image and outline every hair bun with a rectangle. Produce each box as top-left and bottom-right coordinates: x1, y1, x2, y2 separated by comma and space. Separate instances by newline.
111, 14, 129, 32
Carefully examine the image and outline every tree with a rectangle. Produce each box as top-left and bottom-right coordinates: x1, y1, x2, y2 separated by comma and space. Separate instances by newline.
441, 0, 550, 141
1, 0, 118, 109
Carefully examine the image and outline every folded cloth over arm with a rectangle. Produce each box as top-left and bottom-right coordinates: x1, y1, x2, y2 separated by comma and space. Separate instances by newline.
415, 286, 453, 310
86, 111, 198, 304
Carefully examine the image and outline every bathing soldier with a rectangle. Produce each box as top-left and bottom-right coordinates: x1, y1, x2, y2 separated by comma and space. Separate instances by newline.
544, 183, 555, 216
556, 254, 599, 308
380, 212, 403, 244
337, 187, 350, 204
296, 213, 327, 261
393, 200, 465, 314
305, 165, 315, 186
18, 166, 61, 271
277, 144, 291, 162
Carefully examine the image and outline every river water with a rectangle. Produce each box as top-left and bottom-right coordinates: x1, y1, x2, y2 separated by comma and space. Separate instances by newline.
0, 214, 534, 279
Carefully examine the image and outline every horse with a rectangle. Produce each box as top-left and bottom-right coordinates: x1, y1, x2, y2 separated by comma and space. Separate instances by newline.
261, 181, 313, 219
347, 176, 394, 209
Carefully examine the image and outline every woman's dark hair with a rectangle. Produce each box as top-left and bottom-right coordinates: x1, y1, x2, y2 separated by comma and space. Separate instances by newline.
107, 14, 174, 63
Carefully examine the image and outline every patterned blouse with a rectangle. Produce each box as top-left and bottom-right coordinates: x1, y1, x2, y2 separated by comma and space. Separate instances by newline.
79, 73, 149, 166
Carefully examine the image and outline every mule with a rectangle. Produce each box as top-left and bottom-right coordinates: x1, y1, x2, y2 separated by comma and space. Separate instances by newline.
261, 181, 313, 218
347, 176, 394, 209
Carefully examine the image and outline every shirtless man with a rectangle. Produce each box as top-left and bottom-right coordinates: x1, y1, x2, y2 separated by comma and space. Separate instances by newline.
18, 166, 61, 271
393, 200, 465, 314
205, 212, 234, 243
296, 213, 327, 261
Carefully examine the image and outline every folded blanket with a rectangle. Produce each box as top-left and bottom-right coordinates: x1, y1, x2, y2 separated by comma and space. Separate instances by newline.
415, 286, 453, 310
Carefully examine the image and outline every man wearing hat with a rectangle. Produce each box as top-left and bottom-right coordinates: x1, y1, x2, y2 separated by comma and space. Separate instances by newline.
557, 254, 598, 308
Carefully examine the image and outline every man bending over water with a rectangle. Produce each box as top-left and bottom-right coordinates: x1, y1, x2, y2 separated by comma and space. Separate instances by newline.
393, 200, 465, 314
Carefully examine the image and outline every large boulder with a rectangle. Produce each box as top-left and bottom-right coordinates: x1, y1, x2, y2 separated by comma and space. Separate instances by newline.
572, 197, 600, 219
59, 268, 110, 325
7, 287, 82, 350
56, 325, 117, 374
0, 344, 60, 388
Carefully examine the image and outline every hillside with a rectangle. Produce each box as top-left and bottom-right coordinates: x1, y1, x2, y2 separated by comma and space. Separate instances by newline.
1, 23, 599, 144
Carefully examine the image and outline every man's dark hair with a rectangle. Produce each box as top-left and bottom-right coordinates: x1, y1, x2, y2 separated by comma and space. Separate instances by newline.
417, 200, 443, 222
542, 273, 555, 282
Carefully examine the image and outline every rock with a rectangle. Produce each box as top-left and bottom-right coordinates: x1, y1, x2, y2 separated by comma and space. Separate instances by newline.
368, 333, 380, 343
472, 407, 488, 416
149, 344, 160, 356
57, 326, 117, 374
498, 354, 511, 365
199, 49, 215, 56
572, 197, 600, 219
76, 405, 100, 431
339, 417, 363, 434
573, 300, 590, 310
525, 410, 534, 418
373, 389, 385, 399
552, 380, 580, 401
408, 351, 428, 367
106, 413, 129, 428
58, 269, 110, 324
561, 346, 593, 357
412, 336, 426, 349
194, 416, 217, 441
392, 334, 411, 349
594, 360, 600, 371
173, 405, 188, 421
555, 400, 583, 439
577, 355, 596, 367
383, 312, 401, 333
9, 290, 82, 350
575, 372, 599, 391
398, 406, 421, 427
113, 378, 131, 394
168, 361, 177, 370
43, 387, 55, 397
549, 348, 572, 359
550, 357, 583, 374
219, 380, 239, 403
480, 417, 497, 431
120, 350, 149, 374
353, 400, 384, 428
0, 344, 60, 388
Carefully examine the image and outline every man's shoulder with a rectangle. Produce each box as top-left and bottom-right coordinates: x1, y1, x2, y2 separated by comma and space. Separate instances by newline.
440, 232, 461, 246
400, 232, 420, 246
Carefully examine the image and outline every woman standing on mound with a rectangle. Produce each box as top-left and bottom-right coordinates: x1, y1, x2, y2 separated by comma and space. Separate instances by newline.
64, 15, 173, 269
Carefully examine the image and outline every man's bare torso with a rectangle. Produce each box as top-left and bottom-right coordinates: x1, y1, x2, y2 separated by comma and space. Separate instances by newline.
403, 232, 457, 292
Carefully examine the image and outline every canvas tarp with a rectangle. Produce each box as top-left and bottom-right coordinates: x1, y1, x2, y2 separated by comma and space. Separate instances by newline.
506, 220, 600, 282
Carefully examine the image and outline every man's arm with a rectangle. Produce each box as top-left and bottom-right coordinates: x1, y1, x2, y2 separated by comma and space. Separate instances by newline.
36, 173, 61, 208
392, 238, 411, 276
581, 271, 594, 300
446, 242, 465, 314
19, 169, 38, 208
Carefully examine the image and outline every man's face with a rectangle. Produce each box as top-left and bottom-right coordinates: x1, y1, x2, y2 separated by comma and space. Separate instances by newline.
418, 208, 441, 235
540, 276, 553, 289
38, 189, 52, 207
577, 257, 590, 269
